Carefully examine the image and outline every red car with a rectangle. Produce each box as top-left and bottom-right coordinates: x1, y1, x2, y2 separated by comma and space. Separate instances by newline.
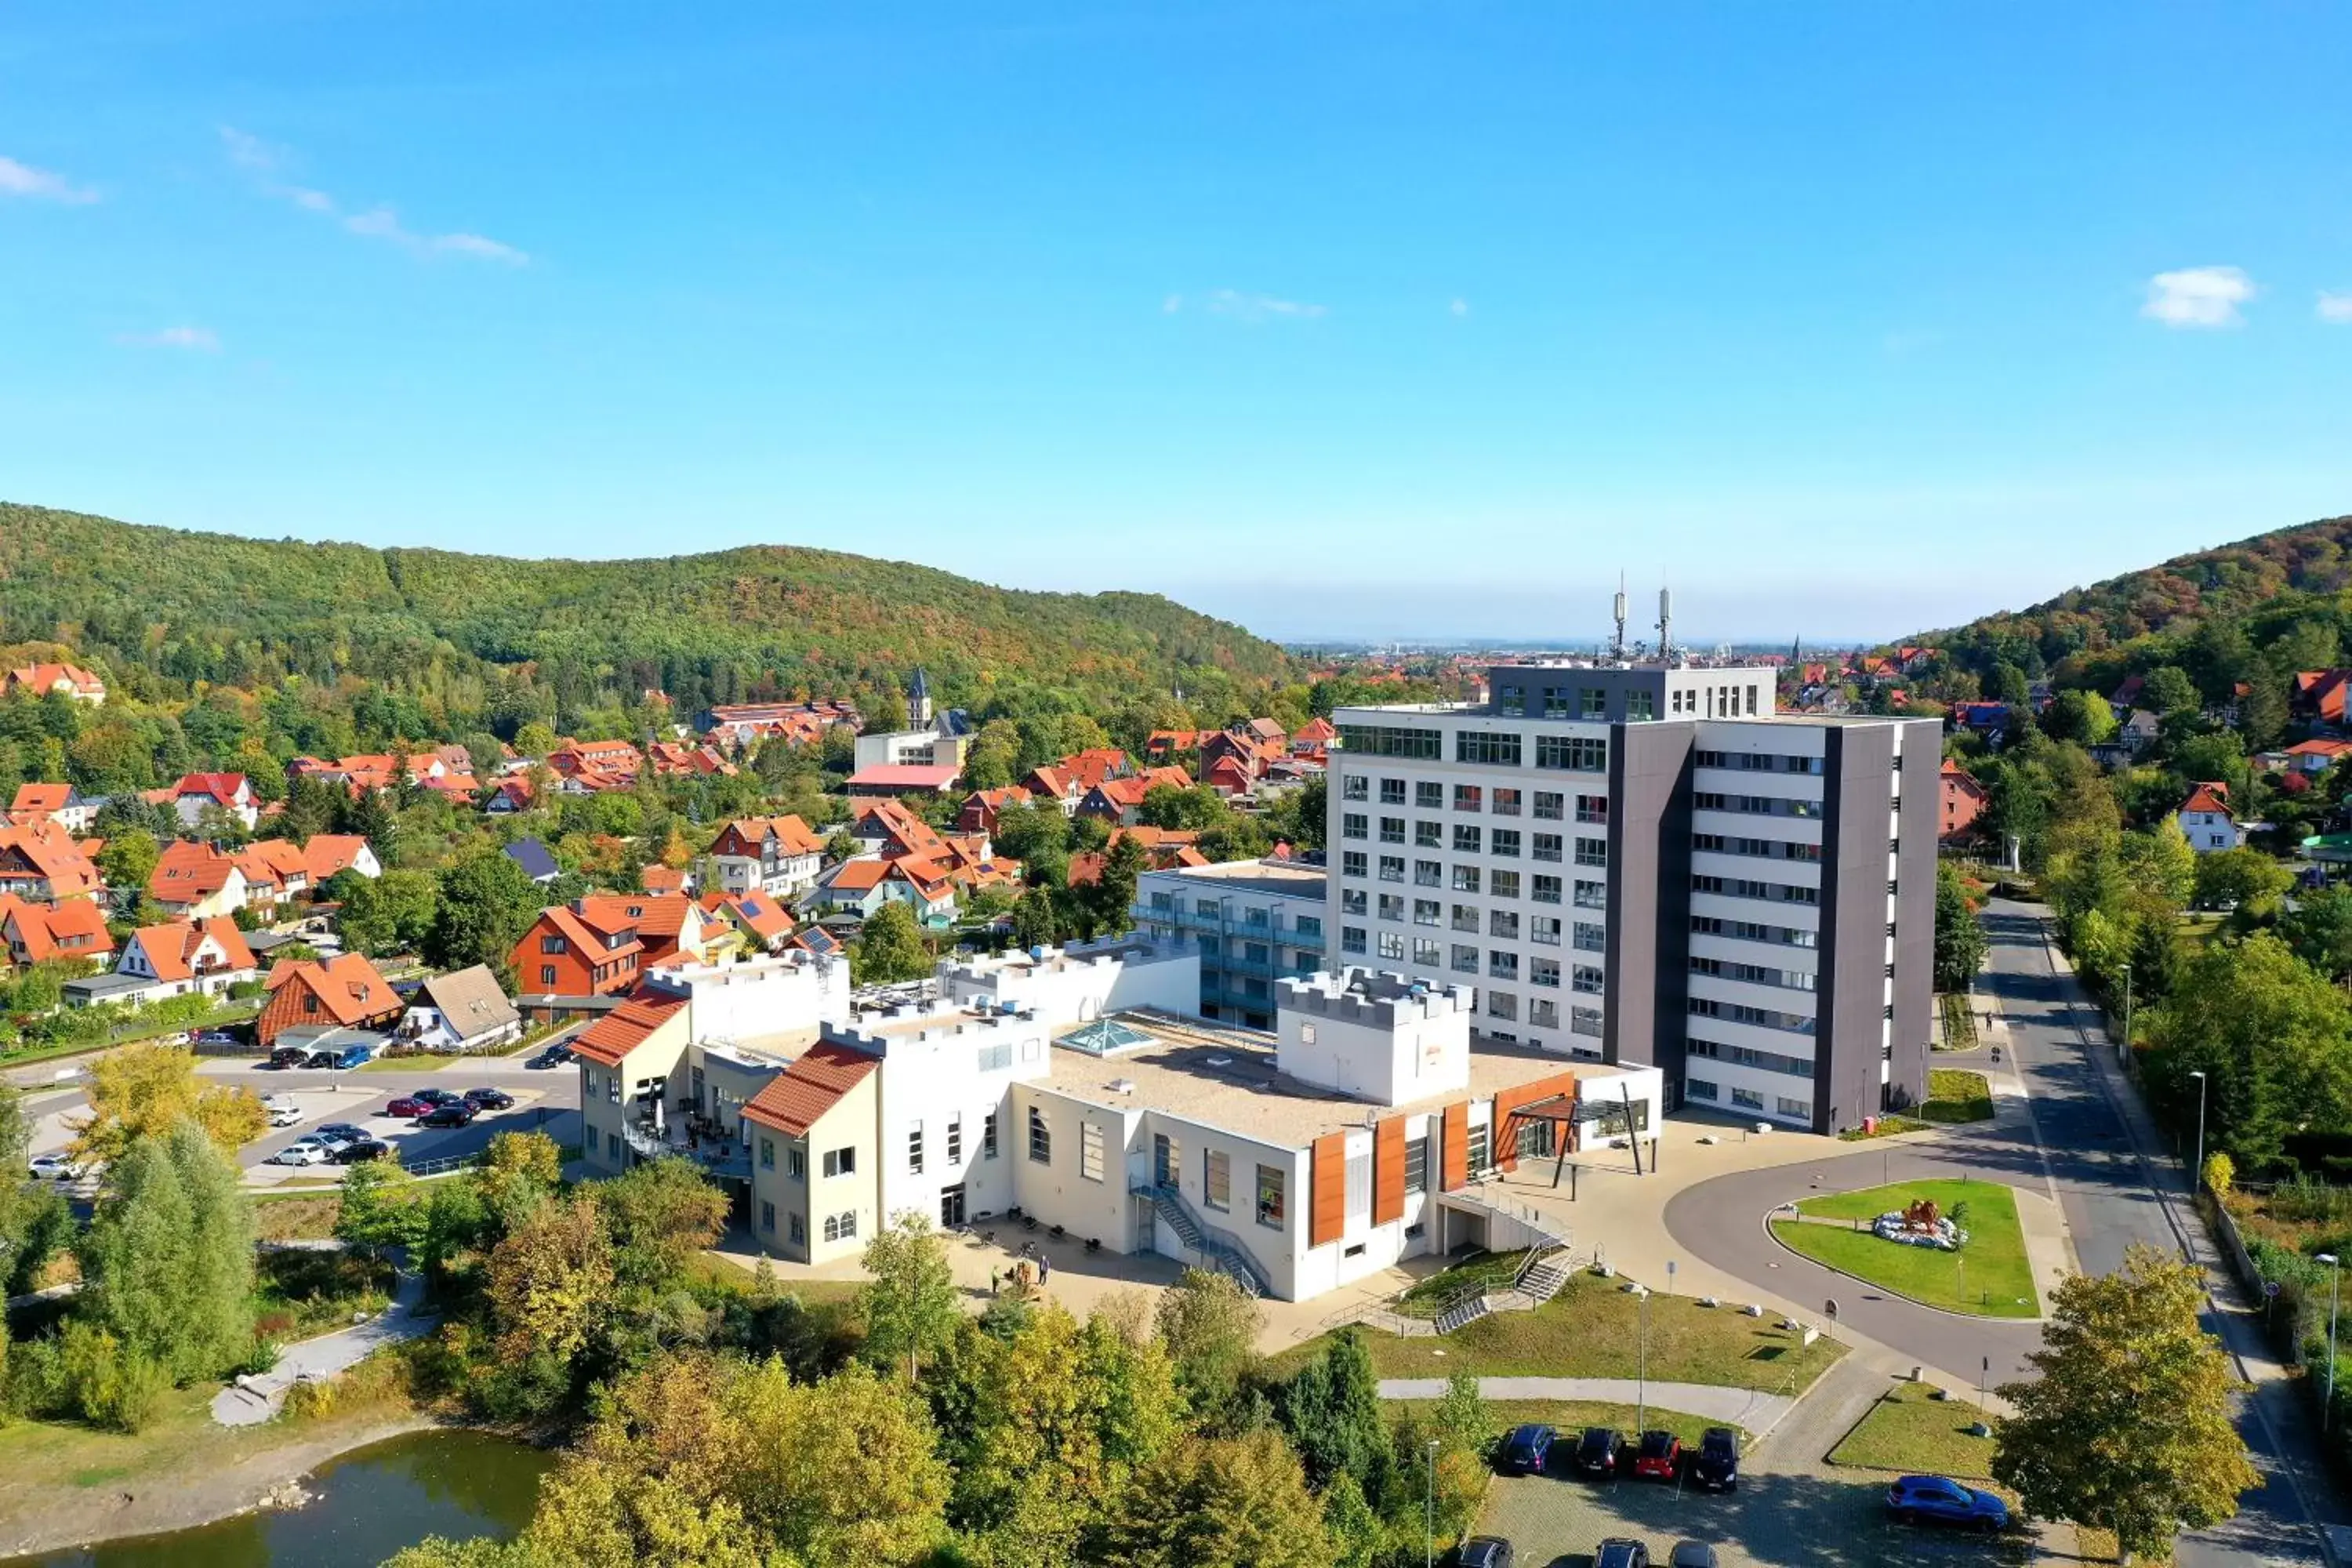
1632, 1430, 1681, 1481
385, 1096, 434, 1118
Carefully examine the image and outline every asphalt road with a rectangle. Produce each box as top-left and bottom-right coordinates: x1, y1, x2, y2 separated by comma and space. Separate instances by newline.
1665, 898, 2339, 1566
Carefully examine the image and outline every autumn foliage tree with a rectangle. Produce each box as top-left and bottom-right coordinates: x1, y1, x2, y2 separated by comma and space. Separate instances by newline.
69, 1044, 265, 1164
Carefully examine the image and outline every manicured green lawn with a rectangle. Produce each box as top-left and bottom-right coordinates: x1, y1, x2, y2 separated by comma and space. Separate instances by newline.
1395, 1249, 1530, 1318
1274, 1272, 1845, 1392
1921, 1069, 1994, 1123
1828, 1380, 1999, 1479
1469, 1399, 1745, 1449
1777, 1178, 2038, 1318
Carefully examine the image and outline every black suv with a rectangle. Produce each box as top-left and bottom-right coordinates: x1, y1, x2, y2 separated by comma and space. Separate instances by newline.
1691, 1426, 1740, 1492
1571, 1427, 1624, 1478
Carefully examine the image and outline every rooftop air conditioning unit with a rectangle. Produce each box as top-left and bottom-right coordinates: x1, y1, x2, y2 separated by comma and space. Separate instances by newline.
1108, 1078, 1137, 1094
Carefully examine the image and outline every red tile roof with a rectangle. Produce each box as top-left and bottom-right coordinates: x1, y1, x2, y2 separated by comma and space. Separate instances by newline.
127, 916, 255, 982
302, 834, 374, 882
572, 996, 688, 1067
742, 1040, 878, 1135
2180, 782, 2234, 817
265, 953, 398, 1024
845, 763, 962, 789
1, 895, 113, 962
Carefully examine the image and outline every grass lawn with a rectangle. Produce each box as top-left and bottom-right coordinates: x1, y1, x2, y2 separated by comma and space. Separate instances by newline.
1778, 1179, 2039, 1318
1395, 1249, 1530, 1318
1936, 993, 1979, 1053
253, 1191, 345, 1242
1920, 1069, 1994, 1124
1273, 1272, 1845, 1392
1828, 1381, 1998, 1478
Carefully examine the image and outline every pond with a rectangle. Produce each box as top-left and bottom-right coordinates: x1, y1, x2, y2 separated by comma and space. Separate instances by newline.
3, 1428, 550, 1568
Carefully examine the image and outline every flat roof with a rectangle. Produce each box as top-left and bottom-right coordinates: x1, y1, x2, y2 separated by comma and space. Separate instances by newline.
1142, 858, 1327, 902
1031, 1010, 1645, 1149
703, 1027, 826, 1067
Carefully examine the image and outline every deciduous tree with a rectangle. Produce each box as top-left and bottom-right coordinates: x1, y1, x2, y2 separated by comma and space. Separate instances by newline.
852, 901, 931, 985
69, 1044, 265, 1164
1994, 1244, 2258, 1560
1105, 1428, 1334, 1568
858, 1210, 962, 1382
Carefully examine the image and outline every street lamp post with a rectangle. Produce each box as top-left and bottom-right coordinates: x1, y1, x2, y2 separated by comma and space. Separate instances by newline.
1637, 1285, 1651, 1436
2321, 1254, 2343, 1432
1424, 1437, 1439, 1568
2190, 1070, 2209, 1191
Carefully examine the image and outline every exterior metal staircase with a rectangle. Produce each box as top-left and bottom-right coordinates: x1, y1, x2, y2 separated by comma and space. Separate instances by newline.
1131, 1180, 1272, 1298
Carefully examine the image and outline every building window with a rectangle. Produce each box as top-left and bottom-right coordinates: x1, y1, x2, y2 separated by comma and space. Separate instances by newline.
541, 935, 564, 954
1578, 686, 1606, 719
1531, 957, 1561, 988
1531, 916, 1563, 946
1378, 893, 1406, 922
983, 1112, 999, 1158
1731, 1086, 1764, 1110
1415, 819, 1442, 847
823, 1211, 860, 1243
1572, 964, 1603, 993
1342, 812, 1367, 840
1451, 943, 1479, 973
1493, 787, 1522, 815
908, 1123, 925, 1174
1453, 824, 1481, 854
1343, 775, 1369, 800
1205, 1149, 1232, 1210
1381, 778, 1407, 804
788, 1145, 806, 1179
1491, 829, 1520, 858
1410, 779, 1439, 809
1412, 937, 1442, 964
1686, 1077, 1718, 1102
823, 1147, 855, 1178
1489, 909, 1519, 940
1490, 869, 1520, 900
1403, 1136, 1428, 1194
1572, 920, 1604, 951
1379, 855, 1406, 883
1534, 790, 1565, 820
1377, 931, 1405, 960
1533, 873, 1563, 904
1627, 689, 1655, 721
1457, 732, 1522, 767
789, 1212, 805, 1243
1256, 1164, 1286, 1228
1486, 989, 1517, 1019
1414, 859, 1443, 887
1468, 1122, 1491, 1172
1342, 927, 1367, 955
1497, 684, 1526, 717
1530, 997, 1559, 1027
1414, 898, 1441, 926
760, 1201, 776, 1232
759, 1136, 775, 1170
1380, 816, 1405, 844
1342, 888, 1367, 916
946, 1120, 964, 1166
1576, 838, 1608, 867
1294, 915, 1322, 939
1028, 1107, 1051, 1163
1338, 724, 1442, 759
540, 965, 557, 987
1777, 1095, 1811, 1119
1454, 784, 1483, 812
1535, 735, 1608, 773
1342, 851, 1367, 880
1451, 865, 1481, 894
1081, 1122, 1105, 1182
1574, 879, 1606, 909
1571, 1006, 1603, 1036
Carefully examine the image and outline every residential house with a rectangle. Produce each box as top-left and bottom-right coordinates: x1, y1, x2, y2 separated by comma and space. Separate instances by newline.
641, 864, 691, 896
155, 773, 260, 830
701, 699, 862, 750
302, 833, 383, 885
148, 840, 249, 919
810, 858, 894, 919
8, 782, 96, 833
1074, 766, 1196, 826
573, 893, 720, 968
1950, 702, 2013, 740
510, 902, 644, 999
0, 821, 103, 902
2177, 782, 2241, 854
71, 917, 256, 1007
705, 890, 797, 953
256, 953, 403, 1047
547, 739, 644, 790
709, 815, 826, 898
957, 786, 1034, 836
646, 741, 739, 779
486, 777, 539, 815
3, 662, 104, 705
504, 838, 562, 885
289, 753, 446, 797
2294, 670, 2352, 726
233, 839, 312, 915
397, 965, 524, 1053
1289, 716, 1337, 763
0, 895, 113, 968
2281, 739, 2352, 777
1940, 759, 1989, 843
851, 799, 950, 860
1145, 729, 1210, 761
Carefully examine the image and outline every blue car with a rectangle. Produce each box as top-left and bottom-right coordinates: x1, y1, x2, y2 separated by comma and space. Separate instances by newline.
1886, 1474, 2009, 1531
1497, 1423, 1555, 1475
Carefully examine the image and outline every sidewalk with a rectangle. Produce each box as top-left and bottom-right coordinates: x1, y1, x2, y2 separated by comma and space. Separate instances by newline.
212, 1261, 433, 1427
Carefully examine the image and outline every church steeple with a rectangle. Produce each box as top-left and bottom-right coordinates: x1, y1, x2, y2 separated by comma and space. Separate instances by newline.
907, 666, 933, 728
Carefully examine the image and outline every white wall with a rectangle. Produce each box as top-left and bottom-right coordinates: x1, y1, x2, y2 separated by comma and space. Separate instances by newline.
939, 942, 1200, 1033
648, 953, 850, 1042
1007, 1085, 1141, 1251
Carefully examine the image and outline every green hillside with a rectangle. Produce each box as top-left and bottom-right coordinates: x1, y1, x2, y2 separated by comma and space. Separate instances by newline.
0, 502, 1293, 717
1922, 513, 2352, 697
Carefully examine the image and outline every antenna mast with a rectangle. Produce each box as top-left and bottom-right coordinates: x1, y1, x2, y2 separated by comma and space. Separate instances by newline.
1610, 575, 1628, 661
1656, 587, 1676, 666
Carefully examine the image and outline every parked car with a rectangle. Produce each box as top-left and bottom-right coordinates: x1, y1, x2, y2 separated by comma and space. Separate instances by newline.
271, 1140, 331, 1166
1595, 1541, 1649, 1568
267, 1106, 304, 1129
260, 1093, 299, 1112
1886, 1475, 2009, 1532
1571, 1427, 1624, 1478
335, 1044, 375, 1069
269, 1046, 309, 1069
1666, 1545, 1719, 1568
385, 1096, 435, 1118
1497, 1423, 1556, 1475
530, 1044, 574, 1069
419, 1103, 477, 1129
302, 1051, 341, 1069
1455, 1540, 1515, 1568
1633, 1430, 1682, 1481
1690, 1427, 1739, 1493
317, 1123, 369, 1145
412, 1087, 463, 1107
333, 1138, 394, 1164
193, 1029, 241, 1045
312, 1127, 361, 1152
28, 1152, 85, 1181
463, 1087, 515, 1111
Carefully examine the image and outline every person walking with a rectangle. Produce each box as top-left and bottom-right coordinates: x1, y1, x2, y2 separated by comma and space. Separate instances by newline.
989, 1267, 1000, 1296
1039, 1253, 1051, 1284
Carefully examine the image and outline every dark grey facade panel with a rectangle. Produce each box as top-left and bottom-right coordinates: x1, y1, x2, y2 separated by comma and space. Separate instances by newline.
1892, 722, 1940, 1115
1817, 726, 1898, 1136
1604, 724, 1693, 1075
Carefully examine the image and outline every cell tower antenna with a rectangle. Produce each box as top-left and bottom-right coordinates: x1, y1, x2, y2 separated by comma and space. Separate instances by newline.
1610, 575, 1628, 661
1657, 586, 1676, 666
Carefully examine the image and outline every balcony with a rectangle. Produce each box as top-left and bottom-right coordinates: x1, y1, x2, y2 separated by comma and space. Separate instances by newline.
620, 1114, 753, 1181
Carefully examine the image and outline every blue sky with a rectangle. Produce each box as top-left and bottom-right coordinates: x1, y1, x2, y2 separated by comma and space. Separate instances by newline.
4, 2, 2350, 644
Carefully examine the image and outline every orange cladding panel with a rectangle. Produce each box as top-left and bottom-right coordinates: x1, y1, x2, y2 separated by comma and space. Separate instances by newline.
1373, 1116, 1406, 1226
1310, 1132, 1348, 1248
1440, 1102, 1469, 1192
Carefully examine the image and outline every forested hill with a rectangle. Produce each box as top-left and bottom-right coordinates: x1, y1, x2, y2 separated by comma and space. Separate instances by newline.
1922, 512, 2352, 688
0, 502, 1294, 716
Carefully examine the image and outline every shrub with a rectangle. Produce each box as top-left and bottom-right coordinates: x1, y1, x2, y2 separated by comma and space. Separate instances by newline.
59, 1322, 169, 1433
2273, 1177, 2352, 1226
2204, 1151, 2236, 1198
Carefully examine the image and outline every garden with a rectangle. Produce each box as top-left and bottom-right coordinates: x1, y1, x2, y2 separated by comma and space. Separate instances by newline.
1770, 1178, 2041, 1318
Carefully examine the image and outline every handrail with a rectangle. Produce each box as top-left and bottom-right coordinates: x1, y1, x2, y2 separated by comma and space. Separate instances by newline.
1134, 1179, 1272, 1297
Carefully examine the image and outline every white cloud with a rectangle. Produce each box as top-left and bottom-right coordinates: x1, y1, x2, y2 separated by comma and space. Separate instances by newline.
0, 154, 97, 204
2143, 266, 2255, 328
2320, 292, 2352, 325
1201, 289, 1326, 322
1449, 298, 1470, 318
117, 325, 220, 351
221, 126, 528, 265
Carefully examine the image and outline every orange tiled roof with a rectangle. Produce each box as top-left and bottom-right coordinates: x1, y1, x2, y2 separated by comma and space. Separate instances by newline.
742, 1040, 878, 1135
128, 916, 255, 982
264, 952, 398, 1023
572, 996, 688, 1067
